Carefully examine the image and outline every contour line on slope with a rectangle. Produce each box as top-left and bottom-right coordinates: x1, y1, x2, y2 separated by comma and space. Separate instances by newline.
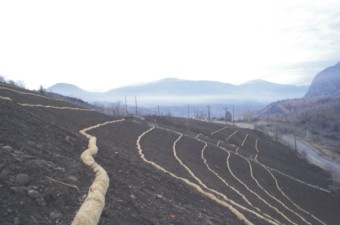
136, 126, 255, 225
255, 139, 327, 225
169, 129, 279, 225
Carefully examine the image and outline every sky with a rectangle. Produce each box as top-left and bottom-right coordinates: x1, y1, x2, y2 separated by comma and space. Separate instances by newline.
0, 0, 340, 91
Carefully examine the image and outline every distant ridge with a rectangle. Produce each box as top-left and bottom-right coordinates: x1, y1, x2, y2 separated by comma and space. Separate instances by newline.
107, 78, 236, 96
47, 83, 101, 102
305, 61, 340, 98
257, 61, 340, 150
48, 83, 86, 94
48, 78, 308, 104
259, 60, 340, 117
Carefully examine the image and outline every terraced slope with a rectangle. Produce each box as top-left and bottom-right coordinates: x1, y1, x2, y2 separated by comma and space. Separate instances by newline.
1, 84, 339, 224
143, 116, 339, 225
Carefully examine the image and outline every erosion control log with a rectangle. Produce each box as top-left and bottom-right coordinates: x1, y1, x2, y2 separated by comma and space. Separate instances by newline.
72, 119, 124, 225
71, 136, 109, 225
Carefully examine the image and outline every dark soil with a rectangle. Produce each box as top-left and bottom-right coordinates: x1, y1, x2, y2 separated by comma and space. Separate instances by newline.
1, 84, 339, 225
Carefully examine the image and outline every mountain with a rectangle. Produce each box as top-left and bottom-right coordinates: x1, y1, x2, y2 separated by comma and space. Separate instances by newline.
47, 83, 102, 102
107, 78, 236, 96
48, 83, 88, 97
48, 83, 83, 92
48, 78, 308, 105
305, 61, 340, 98
238, 79, 308, 101
257, 61, 340, 152
259, 61, 340, 117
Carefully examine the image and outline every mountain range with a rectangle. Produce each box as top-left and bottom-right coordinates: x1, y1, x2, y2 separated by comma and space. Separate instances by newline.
259, 61, 340, 117
48, 78, 308, 105
257, 61, 340, 151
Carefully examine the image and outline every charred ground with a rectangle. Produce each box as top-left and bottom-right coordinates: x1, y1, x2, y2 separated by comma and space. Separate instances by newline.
0, 84, 339, 225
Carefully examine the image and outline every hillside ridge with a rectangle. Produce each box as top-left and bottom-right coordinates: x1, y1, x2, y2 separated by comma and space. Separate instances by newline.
305, 61, 340, 98
1, 83, 339, 225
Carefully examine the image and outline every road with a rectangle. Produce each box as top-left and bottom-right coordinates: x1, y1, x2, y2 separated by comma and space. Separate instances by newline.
281, 135, 340, 182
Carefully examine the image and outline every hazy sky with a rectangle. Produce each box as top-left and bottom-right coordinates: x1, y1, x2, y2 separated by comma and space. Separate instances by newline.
1, 0, 340, 91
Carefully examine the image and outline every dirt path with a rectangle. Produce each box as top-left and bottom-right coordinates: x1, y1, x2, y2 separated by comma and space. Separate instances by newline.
281, 135, 340, 182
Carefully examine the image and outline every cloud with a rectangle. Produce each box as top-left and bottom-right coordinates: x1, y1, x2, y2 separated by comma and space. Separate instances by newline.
0, 0, 339, 90
282, 2, 340, 53
263, 60, 339, 85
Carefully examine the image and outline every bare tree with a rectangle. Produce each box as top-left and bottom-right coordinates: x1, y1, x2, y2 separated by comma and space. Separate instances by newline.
93, 101, 126, 116
242, 110, 253, 122
39, 85, 46, 95
108, 101, 123, 116
93, 102, 106, 114
8, 80, 16, 86
225, 111, 232, 122
15, 80, 26, 88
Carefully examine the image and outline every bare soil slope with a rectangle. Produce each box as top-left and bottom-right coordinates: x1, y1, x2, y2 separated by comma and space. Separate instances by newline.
1, 84, 339, 225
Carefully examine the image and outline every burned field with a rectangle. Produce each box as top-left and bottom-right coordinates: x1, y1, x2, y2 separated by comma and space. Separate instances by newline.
1, 84, 339, 225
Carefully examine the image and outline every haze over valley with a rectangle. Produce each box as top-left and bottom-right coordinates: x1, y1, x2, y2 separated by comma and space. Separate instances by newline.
48, 78, 308, 104
45, 78, 307, 119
